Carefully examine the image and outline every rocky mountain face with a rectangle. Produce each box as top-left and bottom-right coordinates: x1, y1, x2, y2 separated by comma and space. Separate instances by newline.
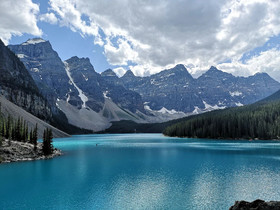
120, 64, 203, 112
9, 39, 147, 131
8, 38, 280, 132
0, 39, 51, 120
8, 38, 78, 112
119, 65, 280, 113
65, 57, 145, 113
196, 66, 280, 108
64, 56, 104, 111
9, 40, 145, 115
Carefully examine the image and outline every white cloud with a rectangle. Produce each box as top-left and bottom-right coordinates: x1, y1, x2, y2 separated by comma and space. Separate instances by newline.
46, 0, 280, 77
40, 12, 58, 24
48, 0, 103, 46
0, 0, 42, 44
113, 67, 126, 77
104, 38, 138, 66
218, 48, 280, 81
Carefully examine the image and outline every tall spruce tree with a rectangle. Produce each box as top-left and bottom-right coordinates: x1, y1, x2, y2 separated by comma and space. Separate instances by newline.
42, 128, 53, 155
32, 124, 38, 151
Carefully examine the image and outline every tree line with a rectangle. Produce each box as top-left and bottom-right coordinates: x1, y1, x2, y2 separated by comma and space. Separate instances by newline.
0, 108, 54, 155
163, 101, 280, 140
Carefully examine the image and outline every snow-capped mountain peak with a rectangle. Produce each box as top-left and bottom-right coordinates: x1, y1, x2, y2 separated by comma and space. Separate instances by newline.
22, 38, 47, 45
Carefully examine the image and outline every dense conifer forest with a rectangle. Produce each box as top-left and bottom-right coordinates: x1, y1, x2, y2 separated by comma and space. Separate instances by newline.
163, 91, 280, 140
0, 102, 54, 154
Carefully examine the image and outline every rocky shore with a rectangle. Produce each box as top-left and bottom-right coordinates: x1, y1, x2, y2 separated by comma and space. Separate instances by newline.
230, 199, 280, 210
0, 139, 62, 163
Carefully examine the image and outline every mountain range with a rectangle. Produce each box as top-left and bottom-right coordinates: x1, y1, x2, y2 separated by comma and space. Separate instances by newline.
163, 88, 280, 139
5, 38, 280, 132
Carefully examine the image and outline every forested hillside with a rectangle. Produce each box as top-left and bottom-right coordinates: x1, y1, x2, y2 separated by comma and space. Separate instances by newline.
163, 90, 280, 140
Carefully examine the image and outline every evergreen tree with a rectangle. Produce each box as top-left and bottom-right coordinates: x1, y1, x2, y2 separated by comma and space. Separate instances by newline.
163, 101, 280, 140
5, 115, 11, 139
2, 120, 6, 138
29, 128, 33, 143
15, 117, 20, 141
8, 127, 12, 146
32, 124, 38, 151
42, 128, 53, 155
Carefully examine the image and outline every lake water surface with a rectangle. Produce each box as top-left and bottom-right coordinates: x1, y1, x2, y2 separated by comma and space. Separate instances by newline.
1, 134, 280, 209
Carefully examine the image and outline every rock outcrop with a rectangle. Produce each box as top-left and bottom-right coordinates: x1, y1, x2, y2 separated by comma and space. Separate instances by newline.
0, 139, 61, 163
230, 199, 280, 210
8, 38, 77, 112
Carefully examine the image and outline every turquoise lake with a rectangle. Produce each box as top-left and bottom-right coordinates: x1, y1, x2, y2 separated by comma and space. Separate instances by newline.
1, 134, 280, 209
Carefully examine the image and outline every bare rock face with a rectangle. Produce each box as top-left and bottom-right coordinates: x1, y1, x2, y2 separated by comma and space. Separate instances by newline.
9, 40, 146, 115
0, 39, 52, 121
8, 38, 78, 112
65, 56, 146, 113
120, 65, 280, 113
230, 199, 280, 210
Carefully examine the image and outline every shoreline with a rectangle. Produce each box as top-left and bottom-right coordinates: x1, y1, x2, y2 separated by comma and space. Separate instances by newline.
0, 139, 62, 164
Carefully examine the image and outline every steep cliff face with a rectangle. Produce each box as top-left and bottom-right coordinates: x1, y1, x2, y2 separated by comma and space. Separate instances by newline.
64, 56, 104, 111
0, 39, 51, 121
196, 66, 280, 108
65, 56, 146, 114
9, 39, 146, 117
8, 38, 79, 112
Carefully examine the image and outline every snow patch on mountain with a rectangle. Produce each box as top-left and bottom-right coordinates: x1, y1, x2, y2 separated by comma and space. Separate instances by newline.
203, 101, 226, 110
31, 68, 39, 72
22, 38, 46, 45
235, 102, 243, 106
64, 61, 88, 108
17, 54, 27, 58
166, 73, 175, 77
229, 91, 242, 97
192, 106, 201, 114
157, 107, 180, 114
82, 74, 88, 81
144, 104, 153, 112
103, 91, 111, 99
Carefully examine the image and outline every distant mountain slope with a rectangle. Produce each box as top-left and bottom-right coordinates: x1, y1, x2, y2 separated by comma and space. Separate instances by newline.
0, 96, 69, 138
120, 65, 280, 113
257, 88, 280, 103
163, 89, 280, 139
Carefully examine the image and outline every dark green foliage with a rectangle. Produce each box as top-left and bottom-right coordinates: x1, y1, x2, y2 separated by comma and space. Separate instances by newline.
42, 128, 53, 155
30, 124, 38, 151
163, 101, 280, 140
0, 112, 36, 145
99, 120, 170, 133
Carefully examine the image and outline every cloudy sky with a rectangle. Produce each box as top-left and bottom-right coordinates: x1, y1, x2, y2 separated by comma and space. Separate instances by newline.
1, 0, 280, 81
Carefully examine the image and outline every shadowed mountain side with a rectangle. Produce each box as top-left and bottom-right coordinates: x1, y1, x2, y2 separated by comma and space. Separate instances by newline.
0, 96, 69, 138
98, 116, 197, 134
